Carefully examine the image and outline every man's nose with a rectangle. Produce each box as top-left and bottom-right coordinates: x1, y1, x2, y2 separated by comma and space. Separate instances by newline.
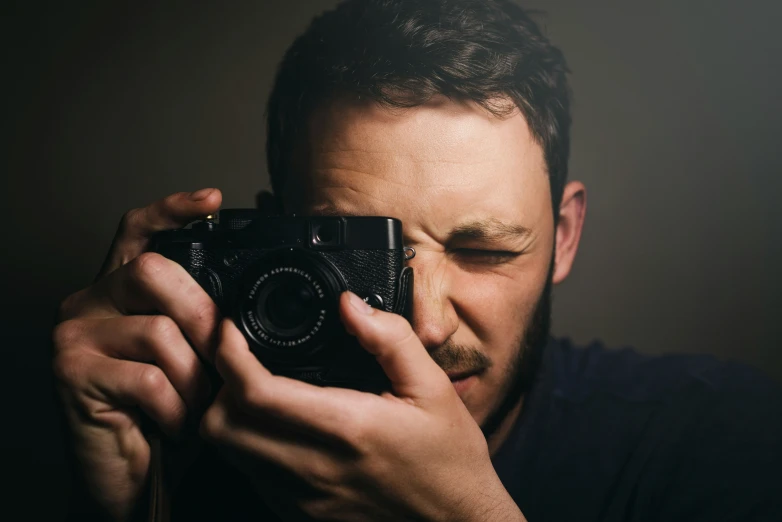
407, 254, 459, 351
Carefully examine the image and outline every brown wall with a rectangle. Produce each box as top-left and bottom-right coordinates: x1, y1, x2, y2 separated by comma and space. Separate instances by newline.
4, 1, 781, 519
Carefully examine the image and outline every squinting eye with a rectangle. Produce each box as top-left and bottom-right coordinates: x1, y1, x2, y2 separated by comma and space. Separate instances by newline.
451, 249, 521, 265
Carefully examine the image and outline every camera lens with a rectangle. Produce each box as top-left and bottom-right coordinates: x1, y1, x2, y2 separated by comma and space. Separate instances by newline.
251, 271, 323, 345
263, 280, 315, 331
236, 250, 347, 361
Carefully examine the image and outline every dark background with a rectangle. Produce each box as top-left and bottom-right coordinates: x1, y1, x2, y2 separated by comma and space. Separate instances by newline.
4, 1, 781, 519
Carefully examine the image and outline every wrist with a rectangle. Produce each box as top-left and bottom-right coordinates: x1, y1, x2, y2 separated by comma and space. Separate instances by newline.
455, 473, 526, 522
465, 495, 526, 522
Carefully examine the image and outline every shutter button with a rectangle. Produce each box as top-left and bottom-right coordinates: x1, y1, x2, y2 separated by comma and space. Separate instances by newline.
363, 294, 384, 310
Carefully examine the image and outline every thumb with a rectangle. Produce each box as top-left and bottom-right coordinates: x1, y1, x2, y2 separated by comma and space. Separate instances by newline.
339, 291, 451, 400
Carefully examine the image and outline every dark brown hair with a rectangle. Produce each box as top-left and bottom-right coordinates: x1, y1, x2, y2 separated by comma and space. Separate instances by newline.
266, 0, 571, 213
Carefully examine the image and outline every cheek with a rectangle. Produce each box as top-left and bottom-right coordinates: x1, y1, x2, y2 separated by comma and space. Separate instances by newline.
447, 263, 549, 422
449, 268, 543, 345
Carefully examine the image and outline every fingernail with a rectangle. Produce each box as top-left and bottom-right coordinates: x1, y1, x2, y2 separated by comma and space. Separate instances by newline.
190, 188, 214, 201
347, 291, 374, 315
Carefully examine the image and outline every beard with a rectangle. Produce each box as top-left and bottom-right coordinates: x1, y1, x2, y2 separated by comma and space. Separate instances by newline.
427, 257, 554, 440
479, 265, 552, 439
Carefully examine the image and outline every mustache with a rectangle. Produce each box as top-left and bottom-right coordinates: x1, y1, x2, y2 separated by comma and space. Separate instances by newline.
428, 340, 492, 374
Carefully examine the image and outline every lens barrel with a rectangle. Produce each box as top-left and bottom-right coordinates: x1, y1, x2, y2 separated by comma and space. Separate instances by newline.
235, 249, 347, 362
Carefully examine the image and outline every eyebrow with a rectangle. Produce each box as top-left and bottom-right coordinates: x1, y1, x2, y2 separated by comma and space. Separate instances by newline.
449, 218, 533, 243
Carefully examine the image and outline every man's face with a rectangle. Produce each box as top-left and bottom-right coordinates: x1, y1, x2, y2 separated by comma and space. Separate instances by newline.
285, 97, 555, 429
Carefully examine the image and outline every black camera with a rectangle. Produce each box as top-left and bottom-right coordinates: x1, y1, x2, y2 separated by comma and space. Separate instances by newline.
151, 209, 413, 391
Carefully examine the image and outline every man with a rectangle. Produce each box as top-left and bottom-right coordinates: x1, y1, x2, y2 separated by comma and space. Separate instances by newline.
52, 0, 781, 521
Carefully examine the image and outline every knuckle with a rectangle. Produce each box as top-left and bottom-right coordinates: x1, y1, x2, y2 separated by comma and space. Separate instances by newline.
395, 326, 419, 346
389, 312, 414, 334
128, 252, 167, 285
145, 315, 179, 344
51, 319, 84, 354
199, 405, 225, 441
137, 365, 169, 396
165, 191, 189, 204
52, 351, 85, 388
118, 208, 143, 236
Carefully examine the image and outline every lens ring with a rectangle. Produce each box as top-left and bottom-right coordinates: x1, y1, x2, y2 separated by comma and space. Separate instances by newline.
252, 269, 323, 341
235, 249, 347, 363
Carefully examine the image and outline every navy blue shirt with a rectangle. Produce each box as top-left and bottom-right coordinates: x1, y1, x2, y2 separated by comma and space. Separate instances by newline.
170, 338, 782, 521
493, 338, 782, 522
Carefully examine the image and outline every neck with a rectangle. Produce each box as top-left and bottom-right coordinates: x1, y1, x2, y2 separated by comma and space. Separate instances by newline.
486, 393, 525, 455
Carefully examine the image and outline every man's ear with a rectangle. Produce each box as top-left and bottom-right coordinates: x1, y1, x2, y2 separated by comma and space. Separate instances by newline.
255, 190, 283, 216
552, 181, 587, 285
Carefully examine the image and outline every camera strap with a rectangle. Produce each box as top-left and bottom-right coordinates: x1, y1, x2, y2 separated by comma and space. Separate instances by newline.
147, 435, 171, 522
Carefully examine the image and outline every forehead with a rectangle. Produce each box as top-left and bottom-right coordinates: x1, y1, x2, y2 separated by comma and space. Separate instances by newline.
290, 97, 551, 237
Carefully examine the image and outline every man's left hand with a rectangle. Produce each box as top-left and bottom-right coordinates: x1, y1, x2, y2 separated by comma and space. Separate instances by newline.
200, 291, 525, 522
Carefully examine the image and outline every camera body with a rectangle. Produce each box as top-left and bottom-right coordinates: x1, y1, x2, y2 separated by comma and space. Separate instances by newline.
151, 209, 413, 391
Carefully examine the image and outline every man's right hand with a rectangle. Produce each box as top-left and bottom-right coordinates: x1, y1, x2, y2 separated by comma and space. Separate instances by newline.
52, 189, 223, 521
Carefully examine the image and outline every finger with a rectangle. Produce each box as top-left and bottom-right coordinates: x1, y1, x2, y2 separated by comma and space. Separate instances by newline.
201, 389, 341, 481
97, 189, 222, 279
201, 396, 330, 521
76, 353, 188, 439
214, 318, 375, 437
79, 253, 221, 362
61, 316, 213, 413
339, 291, 451, 400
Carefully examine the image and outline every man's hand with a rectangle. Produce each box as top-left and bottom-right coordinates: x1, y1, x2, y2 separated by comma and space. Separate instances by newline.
52, 189, 222, 521
201, 291, 526, 522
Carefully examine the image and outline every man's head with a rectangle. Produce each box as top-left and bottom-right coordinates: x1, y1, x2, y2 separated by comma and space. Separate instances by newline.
265, 0, 586, 442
